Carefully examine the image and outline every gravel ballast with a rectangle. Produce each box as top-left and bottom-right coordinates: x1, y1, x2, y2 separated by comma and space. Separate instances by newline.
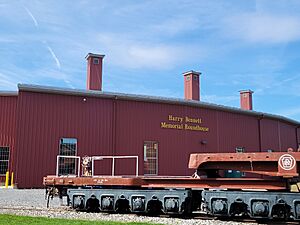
0, 189, 257, 225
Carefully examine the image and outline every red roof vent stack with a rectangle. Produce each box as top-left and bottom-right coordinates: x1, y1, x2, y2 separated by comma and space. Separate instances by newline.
183, 70, 201, 101
239, 90, 254, 110
86, 53, 105, 91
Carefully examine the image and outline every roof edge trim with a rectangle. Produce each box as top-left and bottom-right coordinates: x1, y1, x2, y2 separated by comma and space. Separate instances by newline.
17, 83, 300, 126
0, 91, 18, 96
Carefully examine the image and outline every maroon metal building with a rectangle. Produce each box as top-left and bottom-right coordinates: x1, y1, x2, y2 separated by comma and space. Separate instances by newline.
0, 53, 299, 188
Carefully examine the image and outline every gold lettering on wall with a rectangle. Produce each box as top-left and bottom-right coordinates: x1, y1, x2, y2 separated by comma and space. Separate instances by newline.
160, 114, 209, 132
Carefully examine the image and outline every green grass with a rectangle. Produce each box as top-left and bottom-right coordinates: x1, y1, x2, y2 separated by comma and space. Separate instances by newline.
0, 214, 160, 225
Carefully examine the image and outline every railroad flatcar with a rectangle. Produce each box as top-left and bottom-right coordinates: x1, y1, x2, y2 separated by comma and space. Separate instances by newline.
44, 151, 300, 221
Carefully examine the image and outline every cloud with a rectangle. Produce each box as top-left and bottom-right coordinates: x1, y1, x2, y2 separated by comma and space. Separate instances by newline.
96, 33, 204, 70
0, 37, 18, 43
17, 4, 75, 88
28, 67, 76, 89
23, 6, 39, 28
45, 44, 61, 69
278, 107, 300, 117
126, 45, 179, 69
0, 0, 299, 123
151, 16, 200, 36
107, 81, 180, 98
21, 5, 62, 70
229, 71, 300, 98
0, 72, 18, 90
201, 94, 239, 104
223, 13, 300, 43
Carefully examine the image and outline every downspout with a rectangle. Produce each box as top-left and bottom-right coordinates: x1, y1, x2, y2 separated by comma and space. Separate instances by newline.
296, 126, 300, 151
258, 115, 263, 152
278, 121, 282, 151
216, 111, 220, 153
112, 97, 117, 156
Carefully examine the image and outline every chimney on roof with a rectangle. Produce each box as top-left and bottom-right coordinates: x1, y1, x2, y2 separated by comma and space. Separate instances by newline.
86, 53, 105, 91
239, 90, 254, 110
183, 70, 201, 101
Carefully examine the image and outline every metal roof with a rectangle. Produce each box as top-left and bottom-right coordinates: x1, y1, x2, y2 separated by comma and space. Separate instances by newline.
85, 53, 105, 59
18, 83, 300, 126
0, 91, 18, 96
182, 70, 201, 76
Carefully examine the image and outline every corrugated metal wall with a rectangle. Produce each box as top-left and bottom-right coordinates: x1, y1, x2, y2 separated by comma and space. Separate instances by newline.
0, 96, 17, 183
260, 119, 281, 151
15, 91, 114, 187
279, 122, 298, 151
14, 90, 299, 187
260, 119, 298, 152
114, 100, 220, 176
217, 111, 260, 152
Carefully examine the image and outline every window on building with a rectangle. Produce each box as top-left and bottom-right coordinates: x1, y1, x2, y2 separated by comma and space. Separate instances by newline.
0, 147, 9, 176
58, 138, 77, 175
144, 141, 158, 175
93, 58, 99, 64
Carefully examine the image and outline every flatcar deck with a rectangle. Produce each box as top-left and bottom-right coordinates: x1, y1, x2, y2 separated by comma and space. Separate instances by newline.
44, 175, 288, 190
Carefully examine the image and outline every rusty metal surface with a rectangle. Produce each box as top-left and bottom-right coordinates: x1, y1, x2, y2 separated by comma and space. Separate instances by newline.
141, 177, 287, 190
43, 175, 287, 191
44, 152, 298, 190
189, 152, 300, 178
44, 175, 143, 186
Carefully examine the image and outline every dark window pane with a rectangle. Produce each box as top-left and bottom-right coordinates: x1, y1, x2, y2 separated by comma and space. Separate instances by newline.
0, 147, 9, 175
0, 147, 9, 160
0, 161, 8, 175
144, 141, 158, 175
58, 138, 77, 175
59, 138, 77, 156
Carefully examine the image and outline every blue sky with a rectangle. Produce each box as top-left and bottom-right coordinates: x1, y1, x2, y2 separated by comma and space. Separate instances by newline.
1, 0, 300, 121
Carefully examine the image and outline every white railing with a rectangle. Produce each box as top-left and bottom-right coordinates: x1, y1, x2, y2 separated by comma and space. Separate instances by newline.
55, 155, 138, 177
56, 155, 81, 177
91, 156, 139, 177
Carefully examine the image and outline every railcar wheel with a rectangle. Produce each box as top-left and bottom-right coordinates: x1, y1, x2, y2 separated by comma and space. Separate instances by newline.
271, 203, 291, 220
229, 200, 248, 217
147, 196, 162, 215
115, 195, 130, 213
86, 195, 100, 212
